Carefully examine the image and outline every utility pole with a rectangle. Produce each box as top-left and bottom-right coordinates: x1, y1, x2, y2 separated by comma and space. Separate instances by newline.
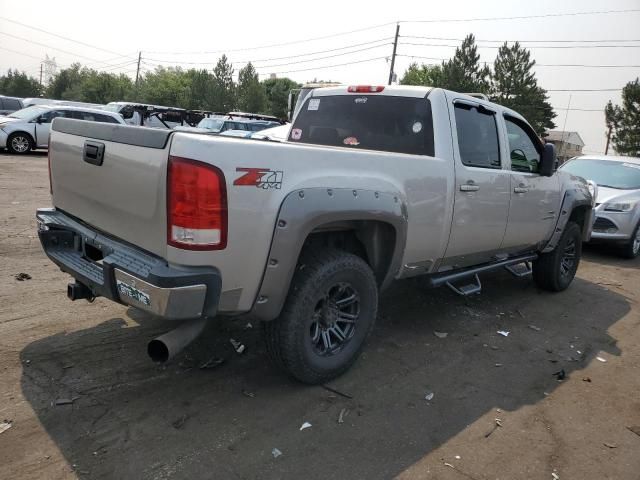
39, 63, 43, 86
135, 51, 142, 86
388, 23, 400, 85
605, 125, 612, 155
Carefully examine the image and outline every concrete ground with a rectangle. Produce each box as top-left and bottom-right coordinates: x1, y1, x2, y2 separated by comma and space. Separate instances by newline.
0, 152, 639, 480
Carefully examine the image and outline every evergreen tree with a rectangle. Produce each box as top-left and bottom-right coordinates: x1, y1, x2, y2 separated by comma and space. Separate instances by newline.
237, 63, 267, 113
262, 77, 299, 119
211, 55, 236, 112
440, 34, 490, 94
605, 78, 640, 156
490, 42, 556, 135
399, 63, 443, 87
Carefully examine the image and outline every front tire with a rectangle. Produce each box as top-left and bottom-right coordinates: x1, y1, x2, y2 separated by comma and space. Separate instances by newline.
262, 249, 378, 384
620, 221, 640, 259
533, 221, 582, 292
7, 132, 33, 154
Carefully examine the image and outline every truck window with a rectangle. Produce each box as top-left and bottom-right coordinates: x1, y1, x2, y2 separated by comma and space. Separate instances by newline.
504, 117, 541, 174
290, 95, 435, 157
454, 103, 501, 169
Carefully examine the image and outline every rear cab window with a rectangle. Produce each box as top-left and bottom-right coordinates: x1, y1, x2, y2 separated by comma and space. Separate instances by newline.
290, 94, 435, 156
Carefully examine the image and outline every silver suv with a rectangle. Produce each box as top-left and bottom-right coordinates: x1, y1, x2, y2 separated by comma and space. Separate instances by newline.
560, 155, 640, 258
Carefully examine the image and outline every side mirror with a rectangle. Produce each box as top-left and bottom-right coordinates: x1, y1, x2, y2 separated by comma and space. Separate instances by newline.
36, 117, 45, 124
540, 143, 555, 177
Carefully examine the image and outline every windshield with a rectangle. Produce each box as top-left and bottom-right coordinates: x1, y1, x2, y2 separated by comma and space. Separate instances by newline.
561, 158, 640, 189
8, 106, 48, 120
197, 118, 225, 131
291, 95, 434, 156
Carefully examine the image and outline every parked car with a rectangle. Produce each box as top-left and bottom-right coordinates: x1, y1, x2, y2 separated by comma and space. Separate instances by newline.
0, 105, 126, 154
38, 85, 594, 384
249, 123, 290, 141
0, 95, 24, 116
22, 97, 104, 109
175, 117, 280, 135
560, 155, 640, 258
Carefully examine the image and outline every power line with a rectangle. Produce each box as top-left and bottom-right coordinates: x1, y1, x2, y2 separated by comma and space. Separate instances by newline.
400, 35, 640, 43
396, 54, 640, 68
0, 15, 132, 58
257, 56, 388, 76
399, 41, 640, 49
399, 8, 640, 23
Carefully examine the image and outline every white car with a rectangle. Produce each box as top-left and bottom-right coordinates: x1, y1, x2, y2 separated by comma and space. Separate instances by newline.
0, 105, 125, 154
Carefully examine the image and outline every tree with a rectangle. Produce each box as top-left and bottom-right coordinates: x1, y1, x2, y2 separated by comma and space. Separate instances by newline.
46, 63, 85, 99
440, 34, 490, 94
211, 55, 236, 112
490, 42, 556, 134
137, 66, 191, 107
605, 78, 640, 156
399, 63, 443, 87
0, 69, 43, 97
262, 77, 299, 119
236, 63, 267, 113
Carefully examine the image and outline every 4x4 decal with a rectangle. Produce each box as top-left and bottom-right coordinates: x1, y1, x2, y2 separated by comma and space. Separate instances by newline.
234, 168, 283, 190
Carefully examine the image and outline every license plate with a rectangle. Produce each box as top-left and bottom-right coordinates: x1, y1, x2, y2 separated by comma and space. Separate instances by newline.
116, 280, 151, 306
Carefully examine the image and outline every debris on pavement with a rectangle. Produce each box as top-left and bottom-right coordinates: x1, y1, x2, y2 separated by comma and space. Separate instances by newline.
497, 330, 510, 337
444, 462, 455, 468
242, 390, 256, 398
528, 324, 541, 332
425, 392, 435, 401
553, 369, 566, 381
272, 448, 282, 458
434, 331, 448, 339
552, 473, 560, 480
338, 408, 349, 424
14, 273, 31, 281
244, 322, 253, 330
199, 357, 225, 369
484, 418, 503, 438
455, 455, 461, 460
300, 422, 312, 431
516, 309, 525, 318
172, 414, 188, 430
229, 338, 246, 354
321, 384, 353, 399
54, 397, 78, 406
0, 420, 13, 434
582, 377, 592, 383
495, 363, 503, 367
596, 356, 607, 363
603, 442, 617, 449
627, 426, 640, 437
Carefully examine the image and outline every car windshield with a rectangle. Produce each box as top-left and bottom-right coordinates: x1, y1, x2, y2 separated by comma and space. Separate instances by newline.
197, 118, 225, 131
561, 158, 640, 189
8, 106, 48, 120
291, 94, 435, 156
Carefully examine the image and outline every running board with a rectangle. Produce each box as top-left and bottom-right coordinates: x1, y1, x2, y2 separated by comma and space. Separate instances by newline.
446, 274, 481, 296
504, 261, 533, 278
425, 254, 538, 290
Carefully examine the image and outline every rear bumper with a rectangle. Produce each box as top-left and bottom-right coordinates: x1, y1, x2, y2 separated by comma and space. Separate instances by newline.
36, 208, 221, 320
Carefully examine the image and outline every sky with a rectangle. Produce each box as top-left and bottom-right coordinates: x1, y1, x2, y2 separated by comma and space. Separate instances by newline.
1, 0, 639, 154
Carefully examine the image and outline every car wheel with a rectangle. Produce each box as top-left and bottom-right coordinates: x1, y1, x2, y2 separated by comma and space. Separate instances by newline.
620, 221, 640, 259
533, 221, 582, 292
262, 248, 378, 384
7, 132, 33, 154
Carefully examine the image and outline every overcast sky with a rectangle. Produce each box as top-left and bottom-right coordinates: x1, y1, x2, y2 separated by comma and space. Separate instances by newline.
1, 0, 639, 154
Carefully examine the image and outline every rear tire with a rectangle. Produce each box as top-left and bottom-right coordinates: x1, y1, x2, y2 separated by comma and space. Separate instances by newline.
6, 132, 33, 154
262, 248, 378, 384
620, 221, 640, 259
533, 221, 582, 292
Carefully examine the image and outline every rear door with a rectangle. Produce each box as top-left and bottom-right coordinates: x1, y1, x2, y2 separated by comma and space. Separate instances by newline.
501, 115, 560, 251
441, 99, 510, 268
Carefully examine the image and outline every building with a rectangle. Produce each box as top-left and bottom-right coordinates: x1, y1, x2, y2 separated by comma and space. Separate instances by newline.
545, 130, 585, 164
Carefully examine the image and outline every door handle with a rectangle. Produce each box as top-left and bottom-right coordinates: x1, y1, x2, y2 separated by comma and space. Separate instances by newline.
514, 184, 529, 194
460, 183, 480, 192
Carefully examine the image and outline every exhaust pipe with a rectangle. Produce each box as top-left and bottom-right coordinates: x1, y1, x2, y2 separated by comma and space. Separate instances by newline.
67, 281, 94, 301
148, 318, 206, 363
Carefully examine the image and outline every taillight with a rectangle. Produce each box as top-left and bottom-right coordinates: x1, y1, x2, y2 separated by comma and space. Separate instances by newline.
167, 156, 227, 250
347, 85, 385, 93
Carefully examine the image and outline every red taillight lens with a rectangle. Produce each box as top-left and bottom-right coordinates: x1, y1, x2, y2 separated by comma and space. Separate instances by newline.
167, 156, 227, 250
347, 85, 385, 93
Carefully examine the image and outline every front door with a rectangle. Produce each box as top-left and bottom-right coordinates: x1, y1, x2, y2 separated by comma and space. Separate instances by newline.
35, 109, 66, 147
501, 116, 560, 252
442, 99, 511, 269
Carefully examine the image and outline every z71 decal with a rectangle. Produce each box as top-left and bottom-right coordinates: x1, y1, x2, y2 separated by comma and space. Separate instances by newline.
234, 168, 283, 190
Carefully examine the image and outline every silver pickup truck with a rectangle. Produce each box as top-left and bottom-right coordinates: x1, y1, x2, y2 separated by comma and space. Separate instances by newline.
37, 85, 595, 384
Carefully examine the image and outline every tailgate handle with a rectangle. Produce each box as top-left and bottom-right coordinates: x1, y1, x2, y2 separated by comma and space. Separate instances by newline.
83, 141, 105, 166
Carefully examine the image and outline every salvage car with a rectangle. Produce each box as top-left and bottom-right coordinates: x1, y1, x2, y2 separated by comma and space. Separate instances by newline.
0, 95, 24, 116
0, 105, 125, 154
37, 85, 595, 384
560, 155, 640, 258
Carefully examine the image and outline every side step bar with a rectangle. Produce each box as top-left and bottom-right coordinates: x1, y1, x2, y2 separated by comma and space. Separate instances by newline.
425, 254, 538, 295
504, 261, 533, 278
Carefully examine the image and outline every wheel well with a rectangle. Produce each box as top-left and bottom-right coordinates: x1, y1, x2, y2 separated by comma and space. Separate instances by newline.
569, 205, 590, 234
8, 131, 35, 143
301, 220, 397, 286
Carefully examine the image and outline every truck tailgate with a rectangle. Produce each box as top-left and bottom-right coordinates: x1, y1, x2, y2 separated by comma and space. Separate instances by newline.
49, 118, 171, 258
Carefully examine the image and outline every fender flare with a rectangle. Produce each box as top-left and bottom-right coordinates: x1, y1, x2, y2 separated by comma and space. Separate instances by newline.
542, 188, 593, 253
252, 187, 408, 321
